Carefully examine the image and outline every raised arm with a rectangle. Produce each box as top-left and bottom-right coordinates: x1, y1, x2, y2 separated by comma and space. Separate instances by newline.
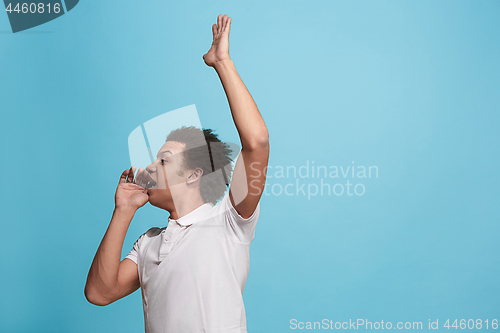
84, 167, 148, 306
203, 14, 269, 218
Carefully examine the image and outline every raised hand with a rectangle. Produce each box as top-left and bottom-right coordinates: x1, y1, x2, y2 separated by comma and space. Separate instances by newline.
203, 14, 231, 67
115, 166, 149, 211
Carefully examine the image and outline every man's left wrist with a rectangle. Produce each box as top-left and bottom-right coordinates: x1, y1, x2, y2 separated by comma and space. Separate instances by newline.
213, 58, 234, 71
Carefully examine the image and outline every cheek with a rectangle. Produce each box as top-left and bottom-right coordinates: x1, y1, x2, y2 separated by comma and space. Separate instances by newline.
159, 164, 170, 179
160, 166, 180, 185
154, 165, 167, 185
161, 170, 172, 187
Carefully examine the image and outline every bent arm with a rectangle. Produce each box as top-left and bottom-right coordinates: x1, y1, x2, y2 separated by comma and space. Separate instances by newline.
203, 15, 269, 217
84, 207, 140, 306
214, 59, 270, 218
214, 59, 269, 150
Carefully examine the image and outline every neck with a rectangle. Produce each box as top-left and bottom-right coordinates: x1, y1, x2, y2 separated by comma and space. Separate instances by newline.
167, 189, 205, 220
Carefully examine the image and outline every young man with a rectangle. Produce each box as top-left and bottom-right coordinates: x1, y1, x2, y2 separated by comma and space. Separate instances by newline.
84, 14, 269, 333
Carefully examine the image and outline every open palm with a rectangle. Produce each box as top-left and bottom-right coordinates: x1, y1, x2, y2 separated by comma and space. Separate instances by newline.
203, 14, 231, 67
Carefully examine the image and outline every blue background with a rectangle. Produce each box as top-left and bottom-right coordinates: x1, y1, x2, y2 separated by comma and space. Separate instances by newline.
1, 1, 499, 332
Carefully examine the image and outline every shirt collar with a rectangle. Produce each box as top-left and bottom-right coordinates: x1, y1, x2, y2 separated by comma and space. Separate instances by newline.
168, 202, 213, 227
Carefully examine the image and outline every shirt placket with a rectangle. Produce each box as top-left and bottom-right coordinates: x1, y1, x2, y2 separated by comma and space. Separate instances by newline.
158, 220, 188, 262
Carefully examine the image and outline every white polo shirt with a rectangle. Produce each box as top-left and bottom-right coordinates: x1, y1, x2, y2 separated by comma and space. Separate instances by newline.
125, 194, 260, 333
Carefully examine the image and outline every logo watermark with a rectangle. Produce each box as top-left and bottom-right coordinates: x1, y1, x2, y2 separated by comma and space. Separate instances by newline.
251, 160, 379, 199
289, 318, 499, 330
4, 0, 79, 33
127, 105, 377, 213
290, 318, 423, 330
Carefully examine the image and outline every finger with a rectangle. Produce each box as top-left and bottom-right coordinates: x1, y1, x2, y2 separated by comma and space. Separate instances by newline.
140, 170, 151, 188
133, 168, 141, 185
139, 171, 147, 188
212, 23, 217, 39
119, 169, 130, 184
127, 166, 136, 183
125, 167, 133, 183
221, 15, 230, 36
138, 170, 145, 187
139, 169, 148, 188
217, 14, 222, 33
135, 168, 145, 186
225, 16, 231, 33
223, 14, 228, 30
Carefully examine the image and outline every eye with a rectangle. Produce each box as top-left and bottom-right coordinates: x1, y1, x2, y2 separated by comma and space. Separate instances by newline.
161, 159, 168, 164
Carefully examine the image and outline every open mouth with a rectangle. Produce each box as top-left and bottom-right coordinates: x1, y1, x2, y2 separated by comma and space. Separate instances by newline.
141, 173, 156, 189
145, 180, 156, 189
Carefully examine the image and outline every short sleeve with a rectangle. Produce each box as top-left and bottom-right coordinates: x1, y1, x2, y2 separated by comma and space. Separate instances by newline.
218, 194, 260, 244
124, 232, 146, 265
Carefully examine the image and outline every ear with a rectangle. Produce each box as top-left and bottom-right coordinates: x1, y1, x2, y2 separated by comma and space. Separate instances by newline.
186, 168, 203, 185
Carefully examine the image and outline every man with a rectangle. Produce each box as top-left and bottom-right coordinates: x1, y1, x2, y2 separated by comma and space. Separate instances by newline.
84, 14, 269, 333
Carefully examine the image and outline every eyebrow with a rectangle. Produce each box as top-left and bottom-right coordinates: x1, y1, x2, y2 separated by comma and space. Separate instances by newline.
156, 150, 173, 159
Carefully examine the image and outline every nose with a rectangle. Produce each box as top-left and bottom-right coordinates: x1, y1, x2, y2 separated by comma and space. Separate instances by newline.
146, 163, 156, 174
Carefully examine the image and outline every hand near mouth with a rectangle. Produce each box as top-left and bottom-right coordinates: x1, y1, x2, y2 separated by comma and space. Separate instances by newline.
115, 166, 149, 210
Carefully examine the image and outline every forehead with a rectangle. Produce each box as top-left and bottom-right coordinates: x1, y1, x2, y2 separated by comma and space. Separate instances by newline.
157, 141, 186, 157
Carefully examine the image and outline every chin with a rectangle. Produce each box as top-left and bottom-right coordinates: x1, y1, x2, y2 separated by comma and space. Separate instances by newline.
147, 189, 159, 206
147, 188, 171, 210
